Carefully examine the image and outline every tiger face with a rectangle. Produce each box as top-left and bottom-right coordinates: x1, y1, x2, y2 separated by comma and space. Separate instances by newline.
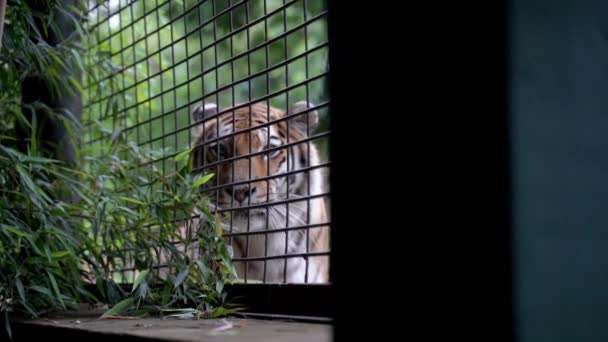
189, 100, 329, 283
190, 101, 319, 217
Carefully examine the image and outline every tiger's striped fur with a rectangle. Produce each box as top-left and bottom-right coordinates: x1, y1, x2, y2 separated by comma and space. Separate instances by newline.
189, 101, 329, 283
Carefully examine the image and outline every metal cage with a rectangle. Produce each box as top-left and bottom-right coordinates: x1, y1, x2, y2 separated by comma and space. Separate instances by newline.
83, 0, 331, 318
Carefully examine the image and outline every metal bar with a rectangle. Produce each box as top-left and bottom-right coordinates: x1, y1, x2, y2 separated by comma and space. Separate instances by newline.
137, 129, 330, 171
282, 0, 290, 284
222, 222, 330, 238
199, 162, 331, 194
228, 0, 238, 282
214, 193, 329, 214
240, 0, 252, 283
303, 0, 311, 284
128, 0, 140, 147
232, 251, 329, 263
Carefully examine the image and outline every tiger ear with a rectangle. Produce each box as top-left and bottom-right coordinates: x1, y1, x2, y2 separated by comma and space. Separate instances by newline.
191, 103, 218, 136
287, 101, 319, 132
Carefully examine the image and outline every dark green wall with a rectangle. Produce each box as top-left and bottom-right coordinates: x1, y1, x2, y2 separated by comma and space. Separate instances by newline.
512, 1, 608, 340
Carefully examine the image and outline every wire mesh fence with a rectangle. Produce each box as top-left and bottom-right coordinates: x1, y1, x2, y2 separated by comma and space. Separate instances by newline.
83, 0, 330, 285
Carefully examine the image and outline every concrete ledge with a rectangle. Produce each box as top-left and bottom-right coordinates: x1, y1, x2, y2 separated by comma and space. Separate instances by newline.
9, 315, 332, 342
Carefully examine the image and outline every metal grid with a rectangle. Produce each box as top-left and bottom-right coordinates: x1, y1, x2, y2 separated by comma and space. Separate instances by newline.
83, 0, 330, 285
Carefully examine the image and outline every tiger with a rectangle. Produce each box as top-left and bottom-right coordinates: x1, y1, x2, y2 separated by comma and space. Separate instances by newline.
187, 100, 330, 284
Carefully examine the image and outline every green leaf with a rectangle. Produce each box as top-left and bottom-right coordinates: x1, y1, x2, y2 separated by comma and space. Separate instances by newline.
209, 305, 245, 318
215, 214, 224, 236
196, 260, 212, 282
161, 283, 172, 305
116, 196, 146, 206
16, 277, 26, 303
16, 164, 52, 205
129, 306, 157, 317
25, 256, 58, 265
174, 267, 189, 289
68, 76, 84, 94
21, 301, 38, 318
47, 270, 65, 309
164, 312, 196, 319
30, 285, 54, 300
192, 173, 215, 188
174, 148, 193, 162
70, 47, 85, 74
2, 224, 28, 237
100, 297, 135, 318
132, 270, 150, 293
23, 235, 43, 257
50, 250, 70, 259
137, 282, 150, 299
50, 50, 68, 70
111, 127, 123, 143
160, 308, 197, 319
0, 134, 17, 141
21, 156, 60, 164
45, 244, 52, 263
215, 280, 224, 295
4, 311, 11, 339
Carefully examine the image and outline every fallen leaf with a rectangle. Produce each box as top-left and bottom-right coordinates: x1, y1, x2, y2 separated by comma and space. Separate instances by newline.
212, 319, 234, 332
99, 315, 138, 320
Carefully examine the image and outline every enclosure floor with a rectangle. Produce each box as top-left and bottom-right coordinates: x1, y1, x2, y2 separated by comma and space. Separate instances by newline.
17, 312, 331, 342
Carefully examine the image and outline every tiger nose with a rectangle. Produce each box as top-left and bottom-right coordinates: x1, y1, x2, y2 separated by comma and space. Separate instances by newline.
230, 186, 256, 203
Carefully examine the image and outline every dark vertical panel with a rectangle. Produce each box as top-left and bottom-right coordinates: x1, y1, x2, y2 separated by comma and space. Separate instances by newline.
511, 1, 608, 340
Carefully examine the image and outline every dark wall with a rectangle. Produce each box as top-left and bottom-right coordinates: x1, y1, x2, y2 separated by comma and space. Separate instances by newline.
511, 1, 608, 340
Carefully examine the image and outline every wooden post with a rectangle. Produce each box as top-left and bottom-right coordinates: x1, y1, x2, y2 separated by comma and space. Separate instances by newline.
17, 0, 82, 168
17, 0, 83, 206
0, 0, 6, 49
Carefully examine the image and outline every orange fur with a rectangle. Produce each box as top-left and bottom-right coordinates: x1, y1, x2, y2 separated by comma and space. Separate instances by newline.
188, 101, 330, 283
